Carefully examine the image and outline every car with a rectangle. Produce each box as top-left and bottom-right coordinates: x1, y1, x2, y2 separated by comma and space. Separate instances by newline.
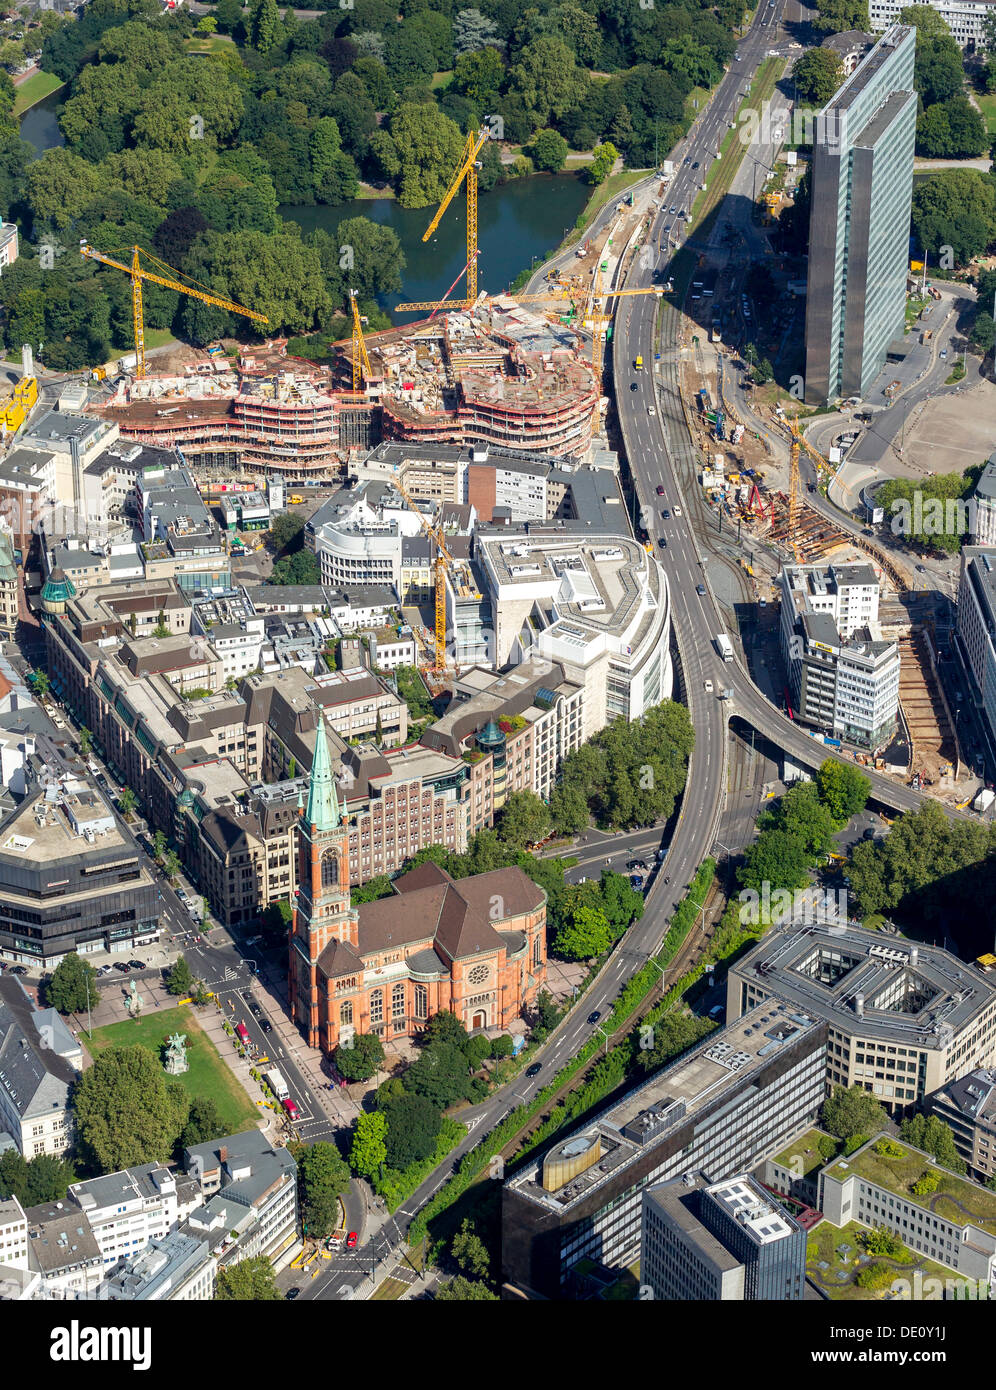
648, 406, 656, 416
114, 962, 130, 973
660, 508, 670, 519
346, 1231, 358, 1250
587, 1010, 602, 1025
630, 874, 644, 889
97, 964, 112, 976
863, 827, 877, 840
862, 528, 874, 537
673, 505, 682, 517
286, 1287, 301, 1301
704, 679, 714, 693
626, 859, 645, 871
696, 583, 706, 596
658, 537, 667, 548
127, 960, 144, 971
525, 1062, 542, 1078
631, 381, 639, 391
656, 484, 665, 496
669, 205, 677, 215
9, 965, 27, 975
683, 157, 691, 166
692, 161, 699, 170
940, 349, 948, 360
259, 1018, 273, 1034
916, 564, 926, 572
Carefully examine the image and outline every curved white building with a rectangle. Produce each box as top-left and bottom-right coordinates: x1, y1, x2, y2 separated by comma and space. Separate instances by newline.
307, 482, 424, 592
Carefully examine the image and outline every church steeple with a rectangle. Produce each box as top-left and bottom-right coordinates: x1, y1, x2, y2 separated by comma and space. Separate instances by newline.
305, 712, 340, 830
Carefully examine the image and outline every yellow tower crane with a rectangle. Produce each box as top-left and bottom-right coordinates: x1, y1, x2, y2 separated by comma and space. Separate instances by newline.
788, 416, 802, 562
390, 475, 456, 674
348, 289, 372, 393
420, 127, 492, 309
79, 242, 269, 380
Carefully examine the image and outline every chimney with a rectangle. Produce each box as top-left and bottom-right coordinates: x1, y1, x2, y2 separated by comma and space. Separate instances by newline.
218, 1146, 227, 1164
909, 946, 918, 966
854, 992, 865, 1018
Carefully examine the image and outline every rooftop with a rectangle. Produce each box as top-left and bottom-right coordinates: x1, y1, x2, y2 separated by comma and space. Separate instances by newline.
825, 1134, 996, 1236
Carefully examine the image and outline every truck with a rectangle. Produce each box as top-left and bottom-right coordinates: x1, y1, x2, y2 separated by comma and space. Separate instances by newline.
265, 1068, 289, 1102
920, 330, 932, 345
117, 352, 138, 373
973, 787, 995, 814
715, 633, 734, 662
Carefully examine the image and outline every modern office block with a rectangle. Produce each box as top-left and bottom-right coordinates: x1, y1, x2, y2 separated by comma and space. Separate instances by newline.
804, 26, 917, 403
642, 1173, 807, 1301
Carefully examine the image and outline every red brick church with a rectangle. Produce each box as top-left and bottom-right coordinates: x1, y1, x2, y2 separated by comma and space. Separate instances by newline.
288, 716, 548, 1056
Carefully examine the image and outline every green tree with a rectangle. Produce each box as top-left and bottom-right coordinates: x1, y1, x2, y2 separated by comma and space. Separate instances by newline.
390, 101, 466, 209
528, 128, 569, 173
166, 955, 195, 997
216, 1255, 283, 1300
294, 1140, 351, 1236
453, 8, 501, 57
813, 0, 870, 33
333, 217, 406, 301
549, 782, 589, 836
490, 1034, 515, 1059
815, 759, 870, 826
29, 670, 50, 699
769, 780, 837, 859
553, 904, 613, 961
820, 1084, 887, 1141
451, 1218, 490, 1278
249, 0, 280, 53
179, 1097, 226, 1149
912, 169, 996, 269
586, 140, 619, 185
791, 47, 844, 104
737, 828, 811, 895
383, 1092, 443, 1167
349, 1110, 388, 1178
45, 952, 99, 1014
422, 1009, 470, 1050
494, 790, 551, 851
973, 311, 996, 355
435, 1275, 498, 1299
268, 512, 306, 554
333, 1031, 385, 1082
898, 4, 951, 38
78, 726, 93, 757
508, 36, 586, 130
899, 1114, 966, 1173
74, 1046, 190, 1172
452, 44, 504, 109
119, 786, 137, 818
197, 15, 218, 34
405, 1041, 472, 1109
164, 849, 181, 882
0, 1149, 75, 1205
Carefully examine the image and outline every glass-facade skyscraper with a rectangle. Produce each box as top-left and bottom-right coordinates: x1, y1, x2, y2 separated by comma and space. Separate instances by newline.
804, 25, 917, 404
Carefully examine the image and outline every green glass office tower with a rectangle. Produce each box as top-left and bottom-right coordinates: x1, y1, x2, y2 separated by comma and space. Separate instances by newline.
804, 25, 917, 404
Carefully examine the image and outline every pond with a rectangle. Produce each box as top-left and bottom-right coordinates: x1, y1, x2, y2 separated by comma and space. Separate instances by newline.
19, 88, 65, 153
280, 172, 592, 317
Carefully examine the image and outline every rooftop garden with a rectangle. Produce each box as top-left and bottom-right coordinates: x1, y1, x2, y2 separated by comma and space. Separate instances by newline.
827, 1138, 996, 1237
773, 1127, 837, 1179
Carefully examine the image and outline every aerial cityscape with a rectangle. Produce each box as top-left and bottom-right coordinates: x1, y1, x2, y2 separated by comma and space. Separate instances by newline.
0, 0, 995, 1347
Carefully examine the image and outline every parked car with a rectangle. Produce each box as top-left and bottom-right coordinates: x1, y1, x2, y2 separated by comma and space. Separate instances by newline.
114, 962, 130, 973
287, 1287, 301, 1301
127, 960, 144, 971
9, 965, 27, 975
259, 1018, 273, 1034
630, 874, 644, 889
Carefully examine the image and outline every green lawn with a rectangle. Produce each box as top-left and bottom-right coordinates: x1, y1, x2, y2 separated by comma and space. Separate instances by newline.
143, 329, 176, 351
806, 1219, 955, 1301
12, 70, 64, 118
86, 1005, 259, 1136
565, 168, 650, 246
773, 1127, 834, 1178
184, 33, 235, 56
371, 1277, 408, 1300
974, 91, 996, 135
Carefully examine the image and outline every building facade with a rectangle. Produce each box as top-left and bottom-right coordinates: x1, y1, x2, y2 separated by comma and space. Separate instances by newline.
804, 26, 917, 402
0, 977, 81, 1158
929, 1067, 996, 1183
956, 546, 996, 778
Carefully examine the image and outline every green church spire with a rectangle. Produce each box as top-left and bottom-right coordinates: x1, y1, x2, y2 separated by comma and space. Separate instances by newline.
305, 712, 340, 831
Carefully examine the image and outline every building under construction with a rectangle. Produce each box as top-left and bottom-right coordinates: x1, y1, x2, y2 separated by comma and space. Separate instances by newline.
341, 297, 598, 460
92, 294, 600, 478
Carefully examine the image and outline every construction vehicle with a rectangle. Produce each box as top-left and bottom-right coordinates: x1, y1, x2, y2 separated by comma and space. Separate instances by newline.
290, 494, 304, 505
79, 242, 269, 380
91, 365, 107, 382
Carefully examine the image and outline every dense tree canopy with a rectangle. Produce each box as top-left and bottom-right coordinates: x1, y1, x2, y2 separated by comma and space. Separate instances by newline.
73, 1046, 190, 1173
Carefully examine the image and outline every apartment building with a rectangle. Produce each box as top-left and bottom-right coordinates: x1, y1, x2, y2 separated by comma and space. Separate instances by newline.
502, 1007, 827, 1298
189, 772, 299, 928
804, 26, 917, 402
0, 976, 81, 1157
100, 1231, 217, 1301
0, 530, 17, 639
181, 1130, 299, 1263
0, 220, 18, 273
22, 1200, 103, 1298
728, 923, 996, 1112
69, 1164, 183, 1267
780, 562, 899, 748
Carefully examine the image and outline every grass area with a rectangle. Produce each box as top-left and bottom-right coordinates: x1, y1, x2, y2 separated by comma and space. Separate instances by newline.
565, 168, 649, 247
12, 70, 63, 117
356, 183, 396, 200
826, 1140, 996, 1236
86, 1005, 259, 1135
946, 360, 966, 384
371, 1277, 409, 1300
905, 294, 928, 329
430, 70, 452, 91
184, 33, 235, 55
773, 1127, 834, 1179
974, 90, 996, 135
143, 329, 176, 351
690, 56, 783, 233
